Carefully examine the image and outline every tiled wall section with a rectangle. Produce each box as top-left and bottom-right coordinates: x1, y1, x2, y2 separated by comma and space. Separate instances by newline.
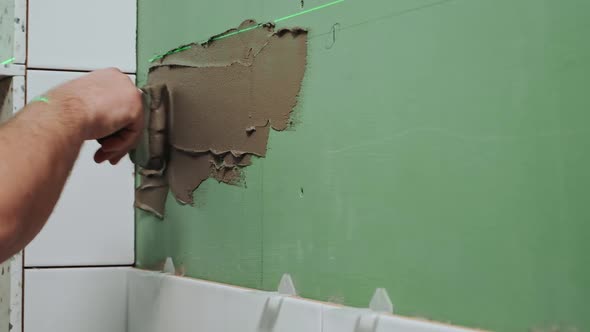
23, 0, 137, 331
129, 268, 479, 332
24, 70, 135, 267
24, 267, 479, 332
24, 0, 137, 268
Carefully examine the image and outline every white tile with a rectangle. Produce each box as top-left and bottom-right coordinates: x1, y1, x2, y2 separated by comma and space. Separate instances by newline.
224, 288, 271, 332
24, 267, 129, 332
376, 314, 479, 332
270, 297, 323, 332
25, 70, 84, 100
127, 271, 227, 332
127, 269, 322, 332
323, 306, 365, 332
125, 269, 480, 332
24, 70, 135, 267
129, 269, 327, 332
28, 0, 136, 72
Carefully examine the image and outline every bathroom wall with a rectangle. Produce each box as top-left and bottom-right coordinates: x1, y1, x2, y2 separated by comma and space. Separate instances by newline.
124, 0, 590, 330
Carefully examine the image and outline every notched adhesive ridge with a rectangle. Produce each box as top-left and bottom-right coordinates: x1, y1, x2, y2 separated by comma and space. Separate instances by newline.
136, 20, 308, 218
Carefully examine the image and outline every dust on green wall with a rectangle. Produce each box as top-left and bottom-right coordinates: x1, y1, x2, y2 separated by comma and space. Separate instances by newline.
136, 0, 590, 330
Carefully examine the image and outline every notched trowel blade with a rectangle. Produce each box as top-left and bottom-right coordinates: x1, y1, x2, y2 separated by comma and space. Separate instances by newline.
129, 85, 169, 171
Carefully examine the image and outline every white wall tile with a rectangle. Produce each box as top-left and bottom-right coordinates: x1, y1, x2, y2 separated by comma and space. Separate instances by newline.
24, 70, 135, 267
323, 306, 364, 332
127, 271, 227, 332
271, 297, 323, 332
128, 269, 323, 332
224, 288, 271, 332
24, 267, 129, 332
376, 315, 479, 332
129, 269, 482, 332
28, 0, 136, 72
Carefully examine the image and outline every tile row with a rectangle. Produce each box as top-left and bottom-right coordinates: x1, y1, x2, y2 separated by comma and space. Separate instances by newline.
24, 267, 480, 332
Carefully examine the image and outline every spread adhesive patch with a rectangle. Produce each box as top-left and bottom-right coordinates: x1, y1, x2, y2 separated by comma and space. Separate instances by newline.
135, 20, 308, 218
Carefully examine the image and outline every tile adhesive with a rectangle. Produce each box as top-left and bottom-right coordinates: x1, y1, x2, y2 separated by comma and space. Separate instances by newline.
135, 20, 308, 217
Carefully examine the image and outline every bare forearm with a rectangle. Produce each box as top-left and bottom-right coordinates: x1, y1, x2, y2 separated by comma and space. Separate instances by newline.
0, 68, 142, 262
0, 97, 86, 262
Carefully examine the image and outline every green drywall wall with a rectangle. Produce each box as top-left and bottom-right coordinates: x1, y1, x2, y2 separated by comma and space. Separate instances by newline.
136, 0, 590, 330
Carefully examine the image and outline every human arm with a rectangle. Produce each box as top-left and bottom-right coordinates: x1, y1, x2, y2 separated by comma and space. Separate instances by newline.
0, 68, 143, 262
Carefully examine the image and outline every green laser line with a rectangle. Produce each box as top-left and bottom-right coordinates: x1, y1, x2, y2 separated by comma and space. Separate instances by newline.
30, 96, 50, 104
1, 57, 15, 65
149, 0, 345, 63
149, 45, 192, 62
210, 23, 263, 42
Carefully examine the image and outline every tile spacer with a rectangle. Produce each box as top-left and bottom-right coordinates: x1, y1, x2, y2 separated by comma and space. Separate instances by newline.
162, 257, 175, 275
277, 273, 297, 296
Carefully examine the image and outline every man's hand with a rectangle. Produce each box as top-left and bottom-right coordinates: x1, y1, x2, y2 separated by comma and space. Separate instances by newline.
47, 68, 143, 165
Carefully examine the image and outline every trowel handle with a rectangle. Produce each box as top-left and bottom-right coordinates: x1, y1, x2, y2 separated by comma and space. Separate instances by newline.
129, 85, 169, 170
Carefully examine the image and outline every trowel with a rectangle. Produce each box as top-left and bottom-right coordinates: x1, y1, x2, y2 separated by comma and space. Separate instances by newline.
129, 86, 169, 171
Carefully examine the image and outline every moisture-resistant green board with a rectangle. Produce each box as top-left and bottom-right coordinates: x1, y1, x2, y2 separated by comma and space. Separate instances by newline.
136, 1, 590, 330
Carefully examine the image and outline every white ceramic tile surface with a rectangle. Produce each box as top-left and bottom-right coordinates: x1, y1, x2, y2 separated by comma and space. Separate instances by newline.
24, 268, 129, 332
127, 269, 479, 332
128, 271, 227, 332
376, 315, 479, 332
28, 0, 136, 72
128, 270, 321, 332
24, 70, 135, 267
323, 306, 365, 332
271, 297, 323, 332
